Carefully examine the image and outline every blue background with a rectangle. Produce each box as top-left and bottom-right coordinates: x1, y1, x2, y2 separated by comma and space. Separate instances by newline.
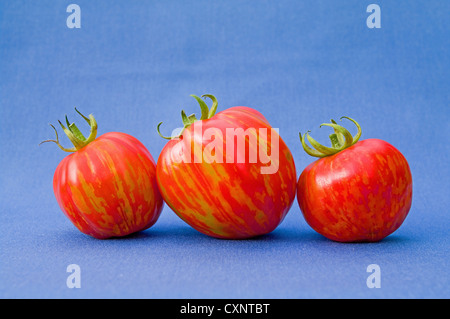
1, 0, 449, 298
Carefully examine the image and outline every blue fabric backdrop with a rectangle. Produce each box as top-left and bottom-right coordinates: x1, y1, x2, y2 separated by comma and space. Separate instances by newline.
0, 0, 448, 298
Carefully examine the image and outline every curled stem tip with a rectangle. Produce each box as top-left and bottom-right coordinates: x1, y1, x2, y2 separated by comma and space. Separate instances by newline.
156, 122, 172, 140
299, 117, 362, 158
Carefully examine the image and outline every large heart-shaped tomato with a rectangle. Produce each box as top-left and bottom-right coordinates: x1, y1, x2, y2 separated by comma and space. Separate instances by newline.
156, 94, 297, 239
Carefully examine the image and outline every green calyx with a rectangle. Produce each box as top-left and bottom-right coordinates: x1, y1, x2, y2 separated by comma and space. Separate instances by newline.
40, 108, 98, 152
157, 94, 218, 140
299, 116, 362, 158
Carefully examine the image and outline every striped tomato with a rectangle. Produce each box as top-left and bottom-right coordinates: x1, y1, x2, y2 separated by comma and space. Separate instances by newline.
297, 117, 413, 242
156, 94, 297, 239
42, 109, 164, 239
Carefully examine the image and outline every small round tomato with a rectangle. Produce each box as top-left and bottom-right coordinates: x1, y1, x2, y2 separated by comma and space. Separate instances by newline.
156, 94, 297, 239
297, 117, 412, 242
42, 109, 164, 239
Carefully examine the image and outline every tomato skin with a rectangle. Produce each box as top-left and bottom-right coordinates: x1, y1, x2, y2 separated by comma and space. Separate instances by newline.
53, 132, 164, 239
157, 107, 297, 239
297, 138, 412, 242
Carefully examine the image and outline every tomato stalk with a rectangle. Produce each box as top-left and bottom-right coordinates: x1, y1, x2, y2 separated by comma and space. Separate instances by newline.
40, 108, 98, 152
157, 94, 218, 140
299, 117, 362, 158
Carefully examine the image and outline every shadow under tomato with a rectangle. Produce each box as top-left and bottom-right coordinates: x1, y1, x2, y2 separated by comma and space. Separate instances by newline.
254, 228, 415, 245
54, 227, 161, 242
54, 223, 414, 246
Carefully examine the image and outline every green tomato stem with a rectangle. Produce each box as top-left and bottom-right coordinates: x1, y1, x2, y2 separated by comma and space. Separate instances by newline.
331, 119, 345, 146
66, 120, 86, 142
40, 108, 98, 152
157, 94, 218, 140
299, 117, 362, 158
329, 133, 341, 149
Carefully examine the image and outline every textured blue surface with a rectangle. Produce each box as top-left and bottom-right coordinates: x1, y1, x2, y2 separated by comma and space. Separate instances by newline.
0, 1, 449, 298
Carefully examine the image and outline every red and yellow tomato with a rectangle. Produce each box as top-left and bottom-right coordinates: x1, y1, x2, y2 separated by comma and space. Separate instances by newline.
297, 117, 413, 242
156, 95, 297, 239
43, 109, 164, 239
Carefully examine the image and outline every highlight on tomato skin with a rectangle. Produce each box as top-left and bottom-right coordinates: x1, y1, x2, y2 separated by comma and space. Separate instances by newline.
41, 109, 164, 239
156, 94, 298, 239
296, 117, 413, 243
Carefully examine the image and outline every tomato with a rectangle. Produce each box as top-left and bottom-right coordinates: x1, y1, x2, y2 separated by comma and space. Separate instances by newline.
297, 117, 413, 242
156, 94, 297, 239
42, 109, 164, 239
